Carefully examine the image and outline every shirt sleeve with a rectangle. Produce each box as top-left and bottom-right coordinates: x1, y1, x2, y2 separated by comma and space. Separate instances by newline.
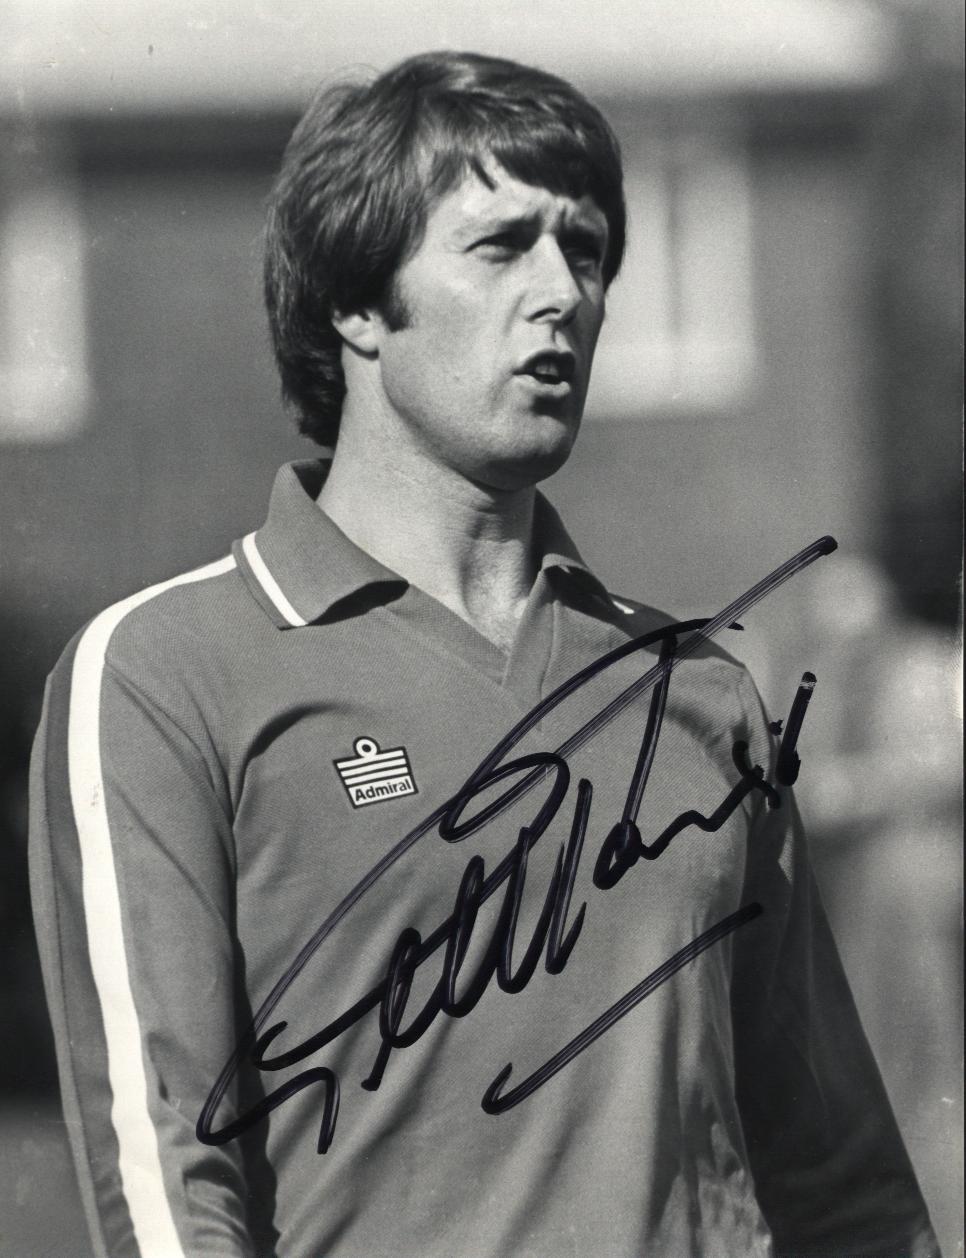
730, 672, 939, 1258
29, 617, 257, 1258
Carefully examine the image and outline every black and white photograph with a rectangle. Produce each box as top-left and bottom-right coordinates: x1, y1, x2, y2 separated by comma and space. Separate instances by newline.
1, 2, 962, 1255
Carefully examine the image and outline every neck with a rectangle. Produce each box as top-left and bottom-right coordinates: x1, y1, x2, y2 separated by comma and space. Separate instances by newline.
317, 416, 539, 653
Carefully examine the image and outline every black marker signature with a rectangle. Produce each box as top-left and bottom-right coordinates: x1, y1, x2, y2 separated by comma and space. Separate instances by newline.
197, 536, 836, 1156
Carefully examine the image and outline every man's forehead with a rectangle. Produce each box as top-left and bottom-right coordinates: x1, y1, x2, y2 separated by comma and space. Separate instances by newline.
432, 157, 608, 236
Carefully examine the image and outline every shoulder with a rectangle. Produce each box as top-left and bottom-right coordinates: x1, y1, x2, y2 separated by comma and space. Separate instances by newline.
32, 555, 257, 822
604, 589, 757, 683
603, 588, 771, 751
50, 551, 260, 713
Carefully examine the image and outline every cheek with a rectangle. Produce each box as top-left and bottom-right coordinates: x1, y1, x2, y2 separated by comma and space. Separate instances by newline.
418, 302, 492, 389
432, 289, 488, 346
380, 270, 504, 411
583, 296, 606, 344
379, 318, 475, 418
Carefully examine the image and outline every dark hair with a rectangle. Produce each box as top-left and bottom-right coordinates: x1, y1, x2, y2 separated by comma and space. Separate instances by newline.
264, 50, 626, 447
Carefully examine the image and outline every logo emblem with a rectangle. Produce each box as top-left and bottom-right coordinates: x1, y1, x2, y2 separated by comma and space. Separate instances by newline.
334, 736, 418, 809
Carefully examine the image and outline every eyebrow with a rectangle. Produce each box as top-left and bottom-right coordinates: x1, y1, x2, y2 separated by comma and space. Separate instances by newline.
560, 222, 608, 250
456, 211, 539, 240
459, 210, 608, 245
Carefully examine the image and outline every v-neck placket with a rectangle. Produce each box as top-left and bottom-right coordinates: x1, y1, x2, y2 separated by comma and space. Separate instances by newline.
373, 565, 557, 717
500, 565, 559, 708
234, 460, 614, 726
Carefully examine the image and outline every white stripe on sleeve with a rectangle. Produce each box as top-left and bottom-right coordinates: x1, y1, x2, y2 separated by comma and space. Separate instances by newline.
67, 554, 236, 1258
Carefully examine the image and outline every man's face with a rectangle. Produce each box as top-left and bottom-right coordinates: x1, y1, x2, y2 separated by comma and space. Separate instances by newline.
366, 159, 609, 492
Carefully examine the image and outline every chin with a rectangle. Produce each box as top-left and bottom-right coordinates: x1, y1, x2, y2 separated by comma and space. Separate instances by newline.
475, 433, 579, 493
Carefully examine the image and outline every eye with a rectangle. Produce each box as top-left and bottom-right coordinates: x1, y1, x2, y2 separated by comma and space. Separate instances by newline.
473, 232, 523, 260
563, 233, 605, 273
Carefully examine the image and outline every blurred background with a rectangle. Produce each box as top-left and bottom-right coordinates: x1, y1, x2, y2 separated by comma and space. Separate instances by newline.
1, 0, 962, 1253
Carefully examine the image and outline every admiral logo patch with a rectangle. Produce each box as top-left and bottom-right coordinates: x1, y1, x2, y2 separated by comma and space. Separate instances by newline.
334, 736, 418, 809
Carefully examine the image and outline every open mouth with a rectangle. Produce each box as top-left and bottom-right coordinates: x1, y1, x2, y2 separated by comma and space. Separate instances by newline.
517, 350, 576, 388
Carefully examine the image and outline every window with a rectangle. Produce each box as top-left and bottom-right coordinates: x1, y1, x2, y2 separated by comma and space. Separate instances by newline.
588, 129, 757, 418
0, 148, 91, 442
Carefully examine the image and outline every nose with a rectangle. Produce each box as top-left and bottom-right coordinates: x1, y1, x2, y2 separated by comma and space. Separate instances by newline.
525, 237, 583, 327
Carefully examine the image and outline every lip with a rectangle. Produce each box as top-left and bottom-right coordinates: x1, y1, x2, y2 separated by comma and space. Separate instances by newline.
515, 375, 573, 399
514, 348, 577, 383
513, 349, 578, 400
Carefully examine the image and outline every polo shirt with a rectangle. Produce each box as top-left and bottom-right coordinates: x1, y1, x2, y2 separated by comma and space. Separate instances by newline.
30, 460, 936, 1258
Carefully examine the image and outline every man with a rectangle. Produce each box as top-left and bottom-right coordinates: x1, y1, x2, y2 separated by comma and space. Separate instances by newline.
30, 51, 937, 1258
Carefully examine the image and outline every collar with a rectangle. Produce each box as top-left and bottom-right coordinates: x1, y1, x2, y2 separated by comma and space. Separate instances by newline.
234, 459, 611, 629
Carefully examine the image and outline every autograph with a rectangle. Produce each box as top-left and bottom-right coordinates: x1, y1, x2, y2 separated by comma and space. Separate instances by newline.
197, 536, 834, 1155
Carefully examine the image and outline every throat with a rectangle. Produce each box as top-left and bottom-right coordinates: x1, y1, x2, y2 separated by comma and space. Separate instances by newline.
316, 442, 540, 653
452, 592, 528, 655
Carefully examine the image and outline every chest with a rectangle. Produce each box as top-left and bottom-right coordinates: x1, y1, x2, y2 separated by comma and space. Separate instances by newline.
220, 606, 757, 1018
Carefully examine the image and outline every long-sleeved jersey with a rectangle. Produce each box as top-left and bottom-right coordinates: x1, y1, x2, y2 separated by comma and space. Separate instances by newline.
30, 460, 938, 1257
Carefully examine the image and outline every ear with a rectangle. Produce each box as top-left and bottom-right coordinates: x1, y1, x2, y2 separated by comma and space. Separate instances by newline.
332, 308, 381, 355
